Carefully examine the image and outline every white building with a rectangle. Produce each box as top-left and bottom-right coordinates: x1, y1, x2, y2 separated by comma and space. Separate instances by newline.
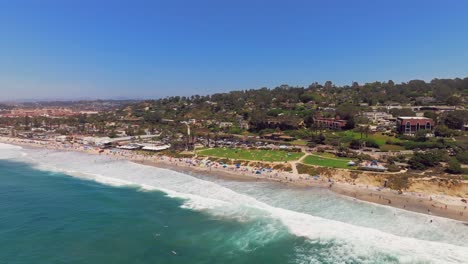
362, 111, 393, 123
219, 122, 234, 129
141, 144, 171, 151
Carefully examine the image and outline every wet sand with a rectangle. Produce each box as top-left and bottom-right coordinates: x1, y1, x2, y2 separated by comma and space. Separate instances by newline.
135, 159, 468, 223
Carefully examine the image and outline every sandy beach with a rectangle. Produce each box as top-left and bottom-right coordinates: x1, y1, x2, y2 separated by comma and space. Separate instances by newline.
1, 136, 467, 223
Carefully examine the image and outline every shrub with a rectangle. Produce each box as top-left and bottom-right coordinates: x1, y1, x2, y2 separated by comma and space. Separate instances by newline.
387, 174, 410, 191
456, 151, 468, 165
296, 164, 318, 176
363, 138, 379, 148
387, 164, 401, 172
387, 154, 407, 164
349, 139, 361, 149
446, 158, 463, 174
403, 140, 445, 150
408, 150, 446, 170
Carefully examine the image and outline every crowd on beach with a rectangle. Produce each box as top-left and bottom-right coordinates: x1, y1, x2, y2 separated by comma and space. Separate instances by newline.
1, 136, 467, 222
0, 137, 321, 185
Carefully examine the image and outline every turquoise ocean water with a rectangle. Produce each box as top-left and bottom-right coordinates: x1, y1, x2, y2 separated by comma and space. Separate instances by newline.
0, 159, 307, 264
1, 143, 468, 263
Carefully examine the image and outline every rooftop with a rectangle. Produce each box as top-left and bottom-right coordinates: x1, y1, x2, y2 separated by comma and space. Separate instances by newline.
397, 117, 432, 120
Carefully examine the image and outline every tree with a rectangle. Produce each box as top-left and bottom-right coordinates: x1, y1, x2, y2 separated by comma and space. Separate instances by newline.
352, 81, 360, 89
446, 96, 462, 106
456, 151, 468, 164
414, 130, 428, 142
349, 139, 361, 149
423, 111, 438, 122
309, 133, 325, 144
433, 84, 454, 102
143, 111, 162, 124
444, 110, 467, 130
363, 138, 379, 148
336, 103, 358, 129
408, 151, 445, 170
109, 130, 117, 138
356, 125, 370, 139
446, 158, 463, 174
434, 125, 453, 137
389, 108, 415, 117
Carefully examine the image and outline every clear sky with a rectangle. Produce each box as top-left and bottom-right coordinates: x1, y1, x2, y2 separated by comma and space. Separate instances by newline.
1, 0, 468, 101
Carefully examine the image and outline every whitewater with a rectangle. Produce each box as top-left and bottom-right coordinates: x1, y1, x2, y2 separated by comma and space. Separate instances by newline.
1, 143, 467, 264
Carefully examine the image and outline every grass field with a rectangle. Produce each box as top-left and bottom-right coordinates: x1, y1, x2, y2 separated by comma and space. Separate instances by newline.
302, 154, 355, 169
380, 144, 405, 152
339, 131, 403, 146
197, 148, 304, 162
291, 139, 308, 146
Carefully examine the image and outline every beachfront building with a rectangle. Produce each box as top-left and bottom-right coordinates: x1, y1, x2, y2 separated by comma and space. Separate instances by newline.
140, 143, 171, 151
314, 117, 347, 130
396, 117, 434, 135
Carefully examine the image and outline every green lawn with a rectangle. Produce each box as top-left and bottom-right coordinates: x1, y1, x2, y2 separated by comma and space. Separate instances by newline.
291, 139, 308, 146
380, 144, 405, 152
339, 131, 403, 147
197, 148, 304, 162
302, 154, 355, 169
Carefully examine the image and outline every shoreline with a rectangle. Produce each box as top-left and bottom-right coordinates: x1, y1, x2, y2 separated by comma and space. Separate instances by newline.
136, 158, 468, 223
1, 136, 467, 223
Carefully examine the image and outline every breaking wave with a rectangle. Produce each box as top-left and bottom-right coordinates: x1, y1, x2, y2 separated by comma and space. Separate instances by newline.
2, 144, 468, 263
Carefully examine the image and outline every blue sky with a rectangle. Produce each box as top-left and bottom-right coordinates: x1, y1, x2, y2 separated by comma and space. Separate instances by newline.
1, 0, 468, 100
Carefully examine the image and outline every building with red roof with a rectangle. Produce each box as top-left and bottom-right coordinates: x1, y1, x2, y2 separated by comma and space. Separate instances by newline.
396, 117, 434, 135
314, 116, 347, 130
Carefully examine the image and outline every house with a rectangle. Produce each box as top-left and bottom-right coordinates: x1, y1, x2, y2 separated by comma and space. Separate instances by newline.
239, 120, 250, 130
219, 122, 234, 129
396, 117, 434, 135
362, 111, 393, 123
415, 96, 436, 105
188, 119, 197, 124
314, 117, 347, 130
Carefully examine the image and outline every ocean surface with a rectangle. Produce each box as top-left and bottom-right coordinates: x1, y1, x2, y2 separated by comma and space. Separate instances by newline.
1, 143, 468, 264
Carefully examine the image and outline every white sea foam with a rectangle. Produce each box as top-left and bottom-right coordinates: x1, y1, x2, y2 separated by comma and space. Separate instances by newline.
5, 145, 468, 263
0, 143, 25, 160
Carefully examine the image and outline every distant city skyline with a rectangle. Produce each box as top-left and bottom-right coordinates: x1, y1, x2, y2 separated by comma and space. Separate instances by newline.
1, 0, 468, 101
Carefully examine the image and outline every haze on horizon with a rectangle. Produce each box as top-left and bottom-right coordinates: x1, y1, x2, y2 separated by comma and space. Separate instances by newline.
1, 0, 468, 101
